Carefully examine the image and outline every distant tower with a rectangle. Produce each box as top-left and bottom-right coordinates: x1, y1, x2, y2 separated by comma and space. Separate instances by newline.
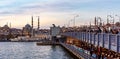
38, 16, 40, 30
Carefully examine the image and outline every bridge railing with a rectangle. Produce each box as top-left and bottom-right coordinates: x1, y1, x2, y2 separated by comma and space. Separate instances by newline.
62, 32, 120, 53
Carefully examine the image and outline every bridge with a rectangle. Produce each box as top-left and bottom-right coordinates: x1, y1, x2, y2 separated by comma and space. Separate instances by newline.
61, 32, 120, 59
34, 31, 120, 59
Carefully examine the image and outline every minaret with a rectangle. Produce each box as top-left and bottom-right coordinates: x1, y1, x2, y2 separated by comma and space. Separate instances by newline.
31, 16, 34, 37
38, 16, 40, 30
31, 16, 33, 29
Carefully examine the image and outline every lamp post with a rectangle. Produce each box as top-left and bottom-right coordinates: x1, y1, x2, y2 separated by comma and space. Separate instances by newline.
96, 17, 102, 26
73, 15, 79, 27
115, 15, 120, 22
107, 15, 112, 24
112, 16, 115, 25
108, 15, 115, 29
68, 19, 72, 27
107, 15, 114, 24
111, 16, 114, 25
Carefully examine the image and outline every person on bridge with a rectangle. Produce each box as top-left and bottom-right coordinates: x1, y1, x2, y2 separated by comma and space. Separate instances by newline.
90, 45, 94, 57
97, 46, 102, 59
94, 26, 102, 35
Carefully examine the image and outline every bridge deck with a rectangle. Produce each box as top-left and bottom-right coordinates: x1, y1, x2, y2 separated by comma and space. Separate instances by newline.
62, 32, 120, 58
61, 43, 96, 59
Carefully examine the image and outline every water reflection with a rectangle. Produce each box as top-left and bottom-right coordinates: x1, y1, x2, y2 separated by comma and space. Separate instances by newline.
0, 42, 74, 59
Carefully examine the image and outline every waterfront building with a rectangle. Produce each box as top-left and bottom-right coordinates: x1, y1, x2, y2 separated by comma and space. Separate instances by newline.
50, 24, 61, 42
50, 24, 61, 37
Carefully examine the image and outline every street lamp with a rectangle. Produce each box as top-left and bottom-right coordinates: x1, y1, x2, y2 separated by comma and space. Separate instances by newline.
115, 15, 120, 22
68, 19, 72, 27
73, 15, 79, 27
107, 15, 114, 24
96, 17, 102, 26
107, 15, 112, 24
111, 16, 114, 25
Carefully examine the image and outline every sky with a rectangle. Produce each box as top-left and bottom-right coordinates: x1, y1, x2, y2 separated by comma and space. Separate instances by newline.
0, 0, 120, 29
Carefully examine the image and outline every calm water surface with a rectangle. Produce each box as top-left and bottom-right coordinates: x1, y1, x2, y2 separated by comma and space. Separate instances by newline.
0, 42, 74, 59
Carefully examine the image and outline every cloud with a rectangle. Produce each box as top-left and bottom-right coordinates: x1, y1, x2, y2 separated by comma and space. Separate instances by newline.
0, 0, 119, 25
0, 0, 119, 29
0, 0, 102, 15
0, 0, 119, 17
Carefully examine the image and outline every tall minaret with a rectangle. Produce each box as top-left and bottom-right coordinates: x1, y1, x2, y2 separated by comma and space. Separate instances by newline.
31, 16, 34, 37
31, 16, 33, 29
38, 16, 40, 30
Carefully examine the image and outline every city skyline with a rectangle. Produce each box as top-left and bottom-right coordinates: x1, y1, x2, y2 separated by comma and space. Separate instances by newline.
0, 0, 120, 29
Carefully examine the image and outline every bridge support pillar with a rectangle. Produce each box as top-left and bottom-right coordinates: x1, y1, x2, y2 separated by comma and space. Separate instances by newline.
108, 34, 111, 50
102, 34, 104, 48
97, 34, 100, 46
93, 34, 95, 45
117, 35, 119, 53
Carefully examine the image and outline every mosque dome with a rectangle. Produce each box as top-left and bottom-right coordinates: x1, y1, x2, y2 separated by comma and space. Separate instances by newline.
25, 24, 31, 28
3, 25, 9, 29
23, 24, 32, 32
